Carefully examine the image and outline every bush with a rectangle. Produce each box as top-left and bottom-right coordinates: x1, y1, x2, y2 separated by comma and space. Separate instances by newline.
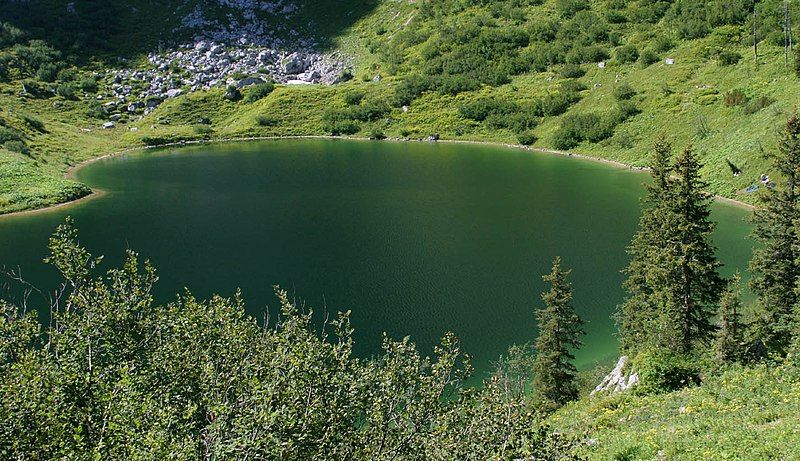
560, 79, 587, 93
255, 115, 278, 127
369, 129, 386, 140
56, 68, 77, 82
615, 44, 639, 64
56, 84, 76, 100
21, 113, 45, 132
349, 99, 391, 122
718, 50, 742, 66
517, 130, 538, 146
633, 351, 701, 395
743, 95, 775, 115
193, 125, 213, 136
559, 64, 585, 79
3, 139, 29, 155
244, 82, 275, 103
639, 49, 660, 67
77, 77, 98, 93
723, 89, 748, 107
556, 0, 589, 18
533, 91, 581, 117
0, 126, 23, 144
85, 102, 106, 120
612, 83, 636, 101
343, 91, 366, 106
36, 63, 60, 82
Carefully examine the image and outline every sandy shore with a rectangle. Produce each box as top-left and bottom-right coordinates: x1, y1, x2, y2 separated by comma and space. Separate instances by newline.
0, 135, 756, 219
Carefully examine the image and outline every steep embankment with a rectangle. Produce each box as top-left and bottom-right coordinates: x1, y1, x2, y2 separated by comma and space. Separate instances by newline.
1, 0, 799, 214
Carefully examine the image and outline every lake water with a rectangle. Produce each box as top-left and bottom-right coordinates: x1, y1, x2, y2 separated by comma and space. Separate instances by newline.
0, 139, 753, 377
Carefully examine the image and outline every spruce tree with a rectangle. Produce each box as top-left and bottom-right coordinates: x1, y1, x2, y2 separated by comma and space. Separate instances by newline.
714, 274, 746, 363
533, 257, 584, 411
618, 136, 674, 352
618, 139, 724, 355
668, 145, 725, 353
750, 113, 800, 355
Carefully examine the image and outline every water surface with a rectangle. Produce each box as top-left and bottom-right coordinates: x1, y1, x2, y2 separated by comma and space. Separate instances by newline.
0, 140, 753, 376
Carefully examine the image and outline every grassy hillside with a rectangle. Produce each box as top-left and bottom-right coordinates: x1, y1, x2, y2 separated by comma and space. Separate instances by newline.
2, 0, 799, 214
554, 360, 800, 460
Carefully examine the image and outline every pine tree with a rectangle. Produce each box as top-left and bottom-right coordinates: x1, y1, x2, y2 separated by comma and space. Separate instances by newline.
618, 136, 674, 352
618, 139, 724, 355
750, 113, 800, 356
668, 145, 725, 353
714, 274, 746, 363
533, 257, 584, 411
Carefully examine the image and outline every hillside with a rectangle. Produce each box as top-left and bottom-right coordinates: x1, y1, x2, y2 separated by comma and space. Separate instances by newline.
1, 0, 800, 213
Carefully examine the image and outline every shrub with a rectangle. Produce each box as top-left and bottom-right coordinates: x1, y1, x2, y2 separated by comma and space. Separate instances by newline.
343, 91, 366, 106
559, 63, 585, 79
56, 84, 76, 100
369, 129, 386, 140
459, 98, 518, 122
556, 0, 589, 18
255, 115, 278, 127
85, 102, 106, 119
616, 44, 639, 64
533, 91, 581, 117
517, 130, 538, 146
36, 62, 60, 82
0, 126, 23, 143
21, 113, 45, 132
244, 82, 275, 103
76, 77, 98, 93
639, 49, 660, 67
743, 95, 775, 115
612, 83, 636, 101
718, 50, 742, 66
3, 139, 29, 155
552, 128, 579, 150
349, 99, 391, 122
193, 125, 213, 136
560, 79, 587, 93
56, 68, 77, 82
633, 351, 701, 395
723, 89, 748, 107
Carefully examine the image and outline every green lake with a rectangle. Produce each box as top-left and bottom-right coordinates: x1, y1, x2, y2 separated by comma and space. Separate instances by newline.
0, 139, 753, 376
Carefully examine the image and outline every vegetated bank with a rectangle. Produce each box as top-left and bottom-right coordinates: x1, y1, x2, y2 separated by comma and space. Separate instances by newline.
2, 0, 800, 213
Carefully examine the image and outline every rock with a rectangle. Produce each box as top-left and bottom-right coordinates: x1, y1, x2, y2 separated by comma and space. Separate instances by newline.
426, 134, 439, 142
224, 86, 241, 101
195, 41, 210, 52
146, 97, 163, 108
209, 44, 225, 55
102, 121, 116, 129
281, 52, 308, 74
109, 114, 122, 121
236, 77, 265, 88
166, 89, 184, 98
373, 74, 382, 82
591, 356, 639, 395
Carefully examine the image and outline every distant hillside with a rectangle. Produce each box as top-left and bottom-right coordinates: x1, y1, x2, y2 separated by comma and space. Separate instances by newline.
1, 0, 800, 213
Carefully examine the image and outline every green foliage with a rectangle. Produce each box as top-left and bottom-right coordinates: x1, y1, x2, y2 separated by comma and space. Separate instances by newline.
618, 138, 724, 355
0, 221, 581, 459
76, 76, 99, 93
254, 114, 278, 127
56, 84, 76, 100
612, 83, 636, 101
244, 82, 275, 103
20, 113, 45, 132
749, 113, 800, 356
718, 50, 742, 66
533, 257, 584, 412
723, 89, 748, 106
633, 350, 702, 395
343, 90, 366, 105
559, 64, 585, 79
743, 95, 775, 114
517, 130, 538, 145
714, 274, 747, 364
615, 44, 639, 63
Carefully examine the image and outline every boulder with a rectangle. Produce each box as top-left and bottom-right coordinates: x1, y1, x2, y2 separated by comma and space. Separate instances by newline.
166, 89, 184, 98
281, 52, 308, 74
591, 356, 639, 395
236, 77, 265, 88
102, 121, 116, 129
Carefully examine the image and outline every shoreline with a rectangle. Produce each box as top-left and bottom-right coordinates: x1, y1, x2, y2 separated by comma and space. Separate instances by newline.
0, 135, 756, 219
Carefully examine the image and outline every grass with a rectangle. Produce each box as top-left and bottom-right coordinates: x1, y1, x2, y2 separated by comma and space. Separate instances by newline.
552, 361, 800, 460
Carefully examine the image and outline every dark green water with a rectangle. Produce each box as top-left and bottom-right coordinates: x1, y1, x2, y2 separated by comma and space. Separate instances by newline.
0, 139, 753, 376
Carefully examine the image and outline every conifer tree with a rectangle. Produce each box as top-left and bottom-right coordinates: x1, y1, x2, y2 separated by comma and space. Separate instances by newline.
618, 139, 724, 355
618, 136, 674, 352
750, 113, 800, 355
714, 274, 746, 363
668, 145, 725, 353
533, 257, 584, 411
